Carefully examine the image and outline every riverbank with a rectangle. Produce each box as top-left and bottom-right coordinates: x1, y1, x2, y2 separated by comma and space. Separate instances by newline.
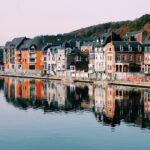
109, 81, 150, 88
1, 73, 150, 88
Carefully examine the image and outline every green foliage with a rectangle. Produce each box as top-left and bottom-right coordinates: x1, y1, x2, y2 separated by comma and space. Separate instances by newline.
67, 14, 150, 39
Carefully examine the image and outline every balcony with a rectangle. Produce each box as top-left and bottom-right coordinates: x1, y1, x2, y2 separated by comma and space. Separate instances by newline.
30, 49, 36, 53
30, 54, 36, 58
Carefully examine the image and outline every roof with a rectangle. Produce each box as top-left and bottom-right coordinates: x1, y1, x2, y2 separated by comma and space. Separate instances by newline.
42, 44, 61, 53
144, 35, 150, 44
112, 41, 143, 52
19, 39, 33, 49
98, 32, 122, 47
123, 31, 142, 41
125, 31, 141, 37
143, 44, 150, 52
31, 35, 77, 50
5, 37, 26, 49
81, 41, 96, 46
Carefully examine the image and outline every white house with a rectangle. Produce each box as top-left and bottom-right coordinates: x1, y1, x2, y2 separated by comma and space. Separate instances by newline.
95, 46, 105, 76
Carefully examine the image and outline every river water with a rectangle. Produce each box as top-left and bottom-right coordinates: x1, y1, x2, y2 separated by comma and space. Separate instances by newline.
0, 77, 149, 150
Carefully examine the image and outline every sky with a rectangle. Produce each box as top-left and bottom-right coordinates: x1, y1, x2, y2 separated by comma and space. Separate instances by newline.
0, 0, 150, 45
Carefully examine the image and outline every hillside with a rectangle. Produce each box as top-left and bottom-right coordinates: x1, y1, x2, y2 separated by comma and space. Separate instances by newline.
68, 14, 150, 39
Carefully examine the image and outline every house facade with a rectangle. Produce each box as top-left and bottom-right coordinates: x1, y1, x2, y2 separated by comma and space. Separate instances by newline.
105, 41, 144, 79
42, 45, 59, 76
94, 45, 105, 79
144, 44, 150, 74
4, 37, 27, 73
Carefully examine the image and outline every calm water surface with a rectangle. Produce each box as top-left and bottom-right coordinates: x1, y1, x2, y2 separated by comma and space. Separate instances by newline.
0, 77, 150, 150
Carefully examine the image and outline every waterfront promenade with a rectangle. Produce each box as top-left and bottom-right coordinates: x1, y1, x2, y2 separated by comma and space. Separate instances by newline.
1, 72, 150, 88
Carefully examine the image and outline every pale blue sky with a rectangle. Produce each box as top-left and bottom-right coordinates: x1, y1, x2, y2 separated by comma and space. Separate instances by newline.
0, 0, 149, 45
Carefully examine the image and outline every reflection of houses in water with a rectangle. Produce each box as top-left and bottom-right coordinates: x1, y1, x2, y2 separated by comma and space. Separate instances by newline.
105, 86, 116, 119
44, 81, 66, 109
3, 77, 150, 129
4, 77, 45, 101
144, 91, 150, 113
115, 86, 129, 101
94, 86, 150, 129
94, 86, 105, 113
4, 77, 91, 111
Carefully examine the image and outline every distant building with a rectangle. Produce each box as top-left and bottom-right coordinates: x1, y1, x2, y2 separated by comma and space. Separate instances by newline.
98, 32, 122, 47
123, 31, 148, 43
80, 41, 95, 55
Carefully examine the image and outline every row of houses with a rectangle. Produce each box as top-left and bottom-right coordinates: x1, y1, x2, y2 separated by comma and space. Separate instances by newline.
2, 31, 150, 79
3, 35, 91, 76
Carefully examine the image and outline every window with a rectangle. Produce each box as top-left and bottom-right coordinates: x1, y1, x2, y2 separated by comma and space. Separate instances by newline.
110, 56, 112, 61
108, 55, 112, 61
110, 65, 112, 70
129, 45, 132, 51
116, 54, 120, 62
138, 55, 141, 62
76, 56, 81, 61
138, 45, 142, 52
29, 65, 35, 70
18, 65, 21, 69
70, 66, 75, 70
120, 46, 124, 51
52, 55, 55, 61
145, 47, 148, 51
129, 54, 133, 61
122, 55, 126, 62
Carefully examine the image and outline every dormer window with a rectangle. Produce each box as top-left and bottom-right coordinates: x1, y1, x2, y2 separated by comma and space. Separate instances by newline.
120, 46, 124, 51
138, 45, 141, 52
128, 45, 132, 51
101, 39, 104, 44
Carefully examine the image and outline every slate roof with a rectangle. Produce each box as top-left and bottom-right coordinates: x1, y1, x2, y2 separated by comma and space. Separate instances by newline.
42, 44, 61, 53
99, 32, 122, 47
123, 31, 142, 41
81, 41, 96, 46
31, 35, 76, 50
4, 35, 76, 51
19, 39, 33, 49
143, 43, 150, 52
112, 41, 143, 52
144, 35, 150, 44
5, 37, 26, 49
125, 31, 141, 37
